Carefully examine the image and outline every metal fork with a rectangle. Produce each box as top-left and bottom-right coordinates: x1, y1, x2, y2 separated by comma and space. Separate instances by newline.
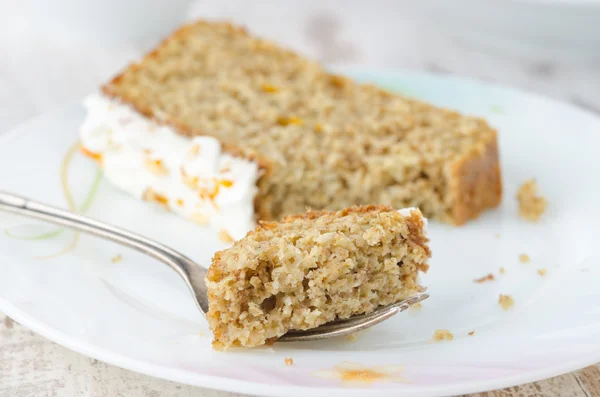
0, 191, 429, 342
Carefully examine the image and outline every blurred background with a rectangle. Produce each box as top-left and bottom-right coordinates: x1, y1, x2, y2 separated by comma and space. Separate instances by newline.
1, 1, 600, 395
1, 0, 599, 133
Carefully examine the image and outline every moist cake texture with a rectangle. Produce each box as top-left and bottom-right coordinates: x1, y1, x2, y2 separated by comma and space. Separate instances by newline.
206, 205, 430, 349
90, 20, 501, 228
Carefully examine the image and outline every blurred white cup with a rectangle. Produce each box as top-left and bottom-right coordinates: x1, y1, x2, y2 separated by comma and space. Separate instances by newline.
23, 0, 193, 47
407, 0, 600, 63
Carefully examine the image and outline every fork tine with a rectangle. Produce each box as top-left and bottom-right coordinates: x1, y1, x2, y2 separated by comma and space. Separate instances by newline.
279, 291, 429, 342
279, 305, 400, 342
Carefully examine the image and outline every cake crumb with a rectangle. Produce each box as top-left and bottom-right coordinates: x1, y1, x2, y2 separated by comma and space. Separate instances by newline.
474, 273, 495, 283
219, 229, 235, 243
344, 333, 361, 342
537, 268, 547, 276
468, 331, 475, 336
111, 254, 122, 264
411, 302, 423, 310
499, 267, 506, 275
284, 357, 294, 366
519, 254, 530, 264
499, 294, 514, 310
516, 179, 547, 222
432, 329, 454, 342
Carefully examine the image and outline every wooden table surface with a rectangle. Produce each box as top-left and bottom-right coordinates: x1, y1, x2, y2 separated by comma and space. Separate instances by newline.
1, 1, 599, 396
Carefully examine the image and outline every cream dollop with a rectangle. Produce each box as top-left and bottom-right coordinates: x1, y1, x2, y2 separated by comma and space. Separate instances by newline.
80, 93, 260, 240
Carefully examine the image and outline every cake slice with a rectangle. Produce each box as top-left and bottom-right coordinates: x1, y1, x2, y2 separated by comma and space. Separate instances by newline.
206, 205, 430, 349
80, 20, 501, 239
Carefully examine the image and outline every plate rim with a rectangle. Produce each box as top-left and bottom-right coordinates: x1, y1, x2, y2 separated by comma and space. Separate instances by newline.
1, 68, 600, 397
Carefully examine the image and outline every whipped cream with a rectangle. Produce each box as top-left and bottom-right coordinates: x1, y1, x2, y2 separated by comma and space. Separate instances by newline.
80, 94, 260, 240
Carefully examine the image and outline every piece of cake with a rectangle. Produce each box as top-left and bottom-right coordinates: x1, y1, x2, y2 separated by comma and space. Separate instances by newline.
205, 205, 430, 349
80, 20, 502, 238
516, 179, 547, 222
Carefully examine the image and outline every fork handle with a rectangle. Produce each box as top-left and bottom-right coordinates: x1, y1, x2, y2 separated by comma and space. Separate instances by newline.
0, 191, 209, 314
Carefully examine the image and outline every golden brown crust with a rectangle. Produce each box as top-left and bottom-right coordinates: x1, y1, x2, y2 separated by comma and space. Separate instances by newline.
448, 129, 502, 225
280, 204, 394, 222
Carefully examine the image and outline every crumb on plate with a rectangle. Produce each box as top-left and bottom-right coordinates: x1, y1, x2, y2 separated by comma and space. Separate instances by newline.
344, 333, 360, 342
285, 357, 294, 366
468, 331, 475, 336
499, 267, 506, 275
495, 233, 501, 239
499, 294, 514, 311
474, 273, 495, 283
411, 302, 423, 310
219, 229, 234, 243
537, 268, 547, 276
111, 254, 122, 264
519, 254, 530, 264
432, 329, 454, 342
516, 179, 547, 222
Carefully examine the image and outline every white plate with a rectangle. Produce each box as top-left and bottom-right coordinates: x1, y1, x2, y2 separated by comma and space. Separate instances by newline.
1, 70, 599, 397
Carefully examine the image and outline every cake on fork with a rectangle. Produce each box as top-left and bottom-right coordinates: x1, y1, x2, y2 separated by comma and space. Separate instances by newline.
80, 20, 502, 239
206, 205, 430, 349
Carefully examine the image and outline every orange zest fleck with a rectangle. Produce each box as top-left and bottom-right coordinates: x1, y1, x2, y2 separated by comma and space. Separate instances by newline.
220, 179, 234, 188
143, 189, 169, 208
209, 182, 220, 201
80, 146, 102, 162
341, 369, 386, 382
262, 83, 280, 93
145, 158, 168, 176
188, 144, 201, 157
156, 195, 168, 206
181, 167, 200, 190
176, 198, 185, 206
277, 116, 303, 126
197, 181, 220, 211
